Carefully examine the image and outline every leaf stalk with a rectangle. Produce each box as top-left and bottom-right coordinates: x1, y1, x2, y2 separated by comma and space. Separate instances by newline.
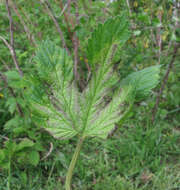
65, 136, 85, 190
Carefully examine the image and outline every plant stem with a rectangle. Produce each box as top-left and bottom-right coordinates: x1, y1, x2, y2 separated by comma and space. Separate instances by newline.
65, 136, 85, 190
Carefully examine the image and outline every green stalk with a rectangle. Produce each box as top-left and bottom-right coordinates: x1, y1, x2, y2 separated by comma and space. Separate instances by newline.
65, 136, 85, 190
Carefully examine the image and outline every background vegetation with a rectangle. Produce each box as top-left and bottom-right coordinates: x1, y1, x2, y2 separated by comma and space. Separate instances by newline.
0, 0, 179, 189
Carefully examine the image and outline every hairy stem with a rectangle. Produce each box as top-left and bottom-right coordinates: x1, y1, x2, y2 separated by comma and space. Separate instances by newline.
65, 136, 85, 190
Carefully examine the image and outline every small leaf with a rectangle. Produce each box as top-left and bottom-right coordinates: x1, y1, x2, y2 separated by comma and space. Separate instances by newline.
28, 151, 40, 166
16, 139, 34, 152
4, 116, 21, 130
5, 71, 21, 80
4, 70, 22, 88
5, 97, 17, 114
121, 65, 161, 101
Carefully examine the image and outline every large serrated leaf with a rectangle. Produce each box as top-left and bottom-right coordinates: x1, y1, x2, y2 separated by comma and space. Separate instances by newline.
28, 16, 160, 141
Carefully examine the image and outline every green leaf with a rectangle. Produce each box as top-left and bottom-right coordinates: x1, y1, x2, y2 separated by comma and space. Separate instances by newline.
34, 40, 73, 85
120, 65, 161, 101
29, 17, 131, 140
28, 41, 78, 139
80, 16, 131, 138
4, 70, 22, 88
86, 15, 130, 70
4, 116, 21, 130
16, 139, 34, 152
5, 97, 17, 114
29, 16, 160, 141
4, 70, 21, 80
83, 86, 132, 138
28, 151, 40, 166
